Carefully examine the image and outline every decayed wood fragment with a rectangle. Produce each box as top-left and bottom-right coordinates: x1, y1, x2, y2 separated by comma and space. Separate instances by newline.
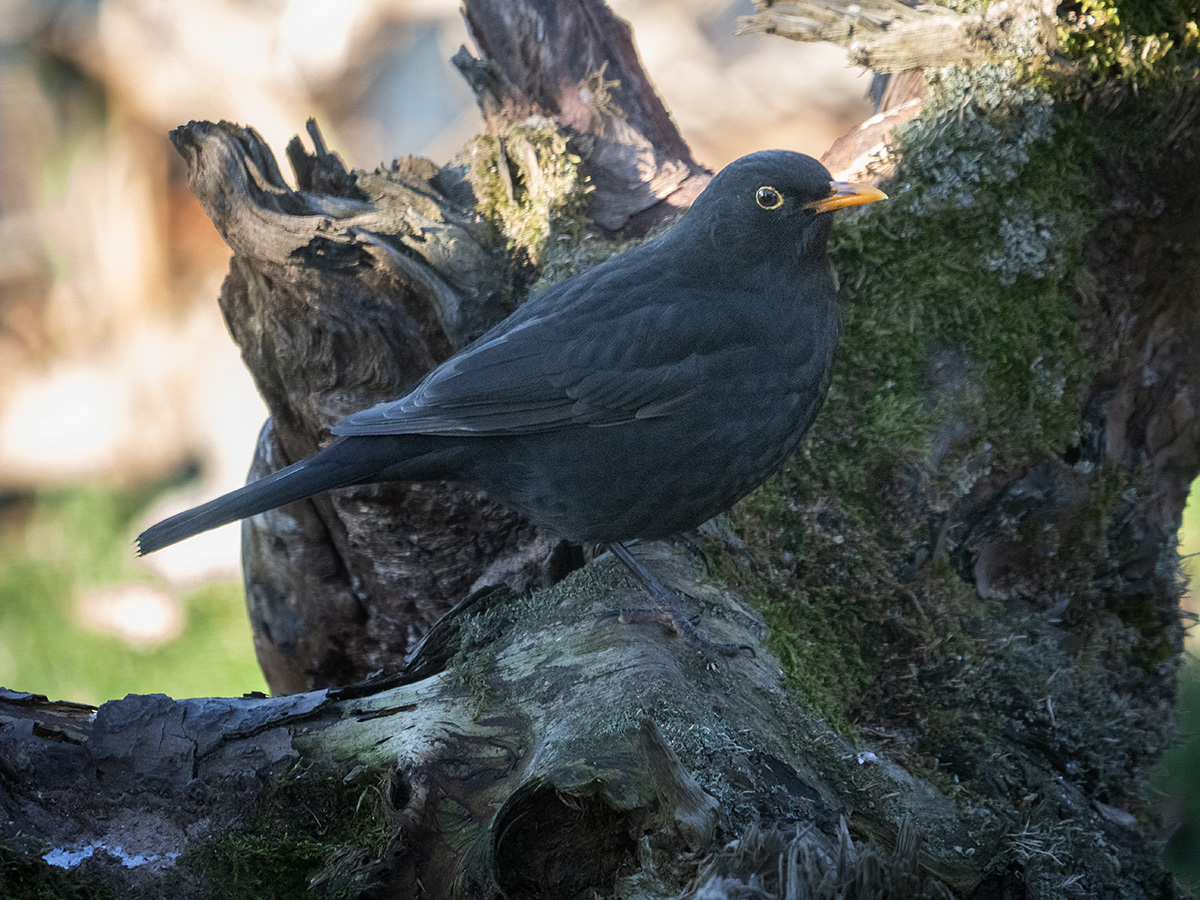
457, 0, 711, 232
738, 0, 1057, 72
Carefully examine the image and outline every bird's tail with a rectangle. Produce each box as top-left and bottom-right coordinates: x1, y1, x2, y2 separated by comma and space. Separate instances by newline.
136, 437, 381, 556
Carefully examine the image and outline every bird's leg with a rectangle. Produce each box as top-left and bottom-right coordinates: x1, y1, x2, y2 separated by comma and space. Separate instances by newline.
604, 541, 752, 658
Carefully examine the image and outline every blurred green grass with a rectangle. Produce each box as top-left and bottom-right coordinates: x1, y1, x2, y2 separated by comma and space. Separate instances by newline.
1162, 664, 1200, 893
1169, 489, 1200, 892
1184, 489, 1200, 656
0, 484, 267, 705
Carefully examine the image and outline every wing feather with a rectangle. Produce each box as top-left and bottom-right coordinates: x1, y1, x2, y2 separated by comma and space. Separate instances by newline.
332, 257, 765, 439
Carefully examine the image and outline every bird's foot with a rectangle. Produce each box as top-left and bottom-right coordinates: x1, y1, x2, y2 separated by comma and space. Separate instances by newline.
604, 603, 753, 659
602, 541, 754, 659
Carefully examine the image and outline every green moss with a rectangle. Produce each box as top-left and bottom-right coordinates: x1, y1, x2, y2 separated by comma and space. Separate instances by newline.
721, 477, 981, 743
440, 582, 575, 719
177, 761, 395, 900
442, 591, 511, 718
465, 123, 591, 270
810, 105, 1100, 540
186, 832, 329, 900
1059, 0, 1200, 84
781, 96, 1097, 553
0, 843, 115, 900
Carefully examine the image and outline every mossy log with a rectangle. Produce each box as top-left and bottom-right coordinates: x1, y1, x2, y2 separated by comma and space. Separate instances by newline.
0, 550, 979, 898
3, 0, 1199, 898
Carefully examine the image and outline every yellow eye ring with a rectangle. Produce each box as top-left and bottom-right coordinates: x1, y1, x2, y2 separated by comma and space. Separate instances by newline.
755, 186, 783, 210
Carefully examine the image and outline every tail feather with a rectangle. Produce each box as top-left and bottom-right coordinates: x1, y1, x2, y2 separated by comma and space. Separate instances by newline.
136, 438, 379, 555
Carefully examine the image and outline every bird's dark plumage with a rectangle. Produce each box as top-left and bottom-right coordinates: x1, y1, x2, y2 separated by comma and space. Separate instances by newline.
137, 150, 884, 561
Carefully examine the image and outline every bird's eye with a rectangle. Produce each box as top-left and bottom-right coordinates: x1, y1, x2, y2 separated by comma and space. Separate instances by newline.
755, 186, 783, 210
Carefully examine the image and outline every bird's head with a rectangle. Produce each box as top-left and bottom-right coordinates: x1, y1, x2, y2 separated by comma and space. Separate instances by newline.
684, 150, 887, 266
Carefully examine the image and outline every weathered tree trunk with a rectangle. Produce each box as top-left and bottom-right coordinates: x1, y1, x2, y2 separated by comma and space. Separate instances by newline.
2, 1, 1198, 898
217, 0, 712, 695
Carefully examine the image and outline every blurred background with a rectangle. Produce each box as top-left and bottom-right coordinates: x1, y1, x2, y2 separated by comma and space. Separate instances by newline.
0, 0, 1194, 708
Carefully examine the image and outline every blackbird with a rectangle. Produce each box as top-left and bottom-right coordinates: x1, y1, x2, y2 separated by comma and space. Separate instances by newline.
138, 150, 885, 653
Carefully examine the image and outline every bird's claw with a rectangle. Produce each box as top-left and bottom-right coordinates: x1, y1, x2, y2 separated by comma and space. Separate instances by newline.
596, 605, 754, 659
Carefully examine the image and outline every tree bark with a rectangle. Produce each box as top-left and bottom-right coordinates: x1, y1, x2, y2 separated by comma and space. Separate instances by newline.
2, 0, 1197, 898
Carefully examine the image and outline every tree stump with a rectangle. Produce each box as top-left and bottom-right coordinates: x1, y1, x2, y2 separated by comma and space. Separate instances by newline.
2, 1, 1198, 897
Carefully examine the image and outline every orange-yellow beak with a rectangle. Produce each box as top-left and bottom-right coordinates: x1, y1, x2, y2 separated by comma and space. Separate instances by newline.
804, 181, 888, 213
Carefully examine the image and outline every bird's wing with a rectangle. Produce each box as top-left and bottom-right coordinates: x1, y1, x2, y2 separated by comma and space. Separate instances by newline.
332, 266, 761, 438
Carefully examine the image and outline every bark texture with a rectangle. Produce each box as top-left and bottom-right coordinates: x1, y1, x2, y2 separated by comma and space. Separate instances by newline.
737, 0, 1059, 72
2, 0, 1198, 898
